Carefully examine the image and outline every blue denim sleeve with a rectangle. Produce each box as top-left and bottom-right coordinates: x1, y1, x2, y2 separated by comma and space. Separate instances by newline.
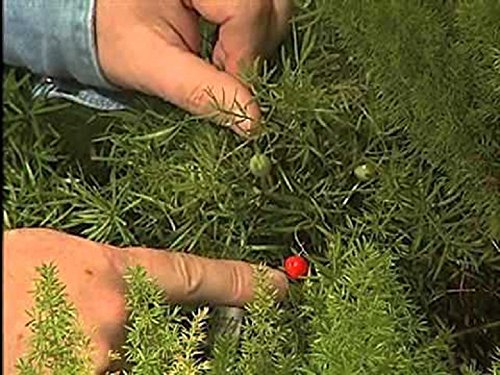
3, 0, 129, 111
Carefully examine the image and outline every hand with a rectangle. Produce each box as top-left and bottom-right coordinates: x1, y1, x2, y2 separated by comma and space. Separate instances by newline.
96, 0, 292, 137
3, 228, 289, 374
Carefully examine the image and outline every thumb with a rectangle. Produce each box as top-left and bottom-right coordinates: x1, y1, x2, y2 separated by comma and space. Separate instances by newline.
121, 247, 289, 307
129, 30, 261, 137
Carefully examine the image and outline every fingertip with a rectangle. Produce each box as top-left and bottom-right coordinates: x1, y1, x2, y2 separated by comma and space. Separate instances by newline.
269, 269, 290, 301
130, 43, 262, 138
212, 87, 261, 138
244, 119, 264, 140
228, 109, 262, 138
181, 64, 261, 138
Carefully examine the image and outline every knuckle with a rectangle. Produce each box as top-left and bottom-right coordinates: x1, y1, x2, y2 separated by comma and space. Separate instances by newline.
249, 0, 273, 18
229, 265, 248, 303
228, 1, 271, 19
176, 255, 203, 297
185, 85, 212, 112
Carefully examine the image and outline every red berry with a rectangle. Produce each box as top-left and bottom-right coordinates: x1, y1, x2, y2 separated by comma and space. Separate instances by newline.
284, 255, 309, 279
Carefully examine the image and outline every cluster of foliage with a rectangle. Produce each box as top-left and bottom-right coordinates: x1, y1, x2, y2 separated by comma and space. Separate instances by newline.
3, 0, 499, 373
16, 264, 93, 374
16, 239, 451, 374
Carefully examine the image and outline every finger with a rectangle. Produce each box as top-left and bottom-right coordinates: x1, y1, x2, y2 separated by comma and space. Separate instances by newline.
91, 336, 115, 375
188, 0, 292, 75
163, 3, 202, 55
154, 1, 202, 54
188, 1, 271, 74
129, 28, 261, 136
122, 247, 289, 306
88, 301, 127, 374
92, 328, 126, 375
269, 0, 294, 53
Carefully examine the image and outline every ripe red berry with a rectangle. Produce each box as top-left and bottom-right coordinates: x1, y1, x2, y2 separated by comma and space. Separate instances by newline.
284, 255, 309, 279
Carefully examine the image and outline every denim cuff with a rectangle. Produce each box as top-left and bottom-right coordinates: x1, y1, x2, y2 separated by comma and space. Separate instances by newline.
4, 0, 129, 110
5, 0, 113, 90
32, 77, 129, 111
32, 0, 129, 111
40, 0, 129, 110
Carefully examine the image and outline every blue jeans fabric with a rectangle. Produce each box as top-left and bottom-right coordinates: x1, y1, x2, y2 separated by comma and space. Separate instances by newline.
3, 0, 128, 111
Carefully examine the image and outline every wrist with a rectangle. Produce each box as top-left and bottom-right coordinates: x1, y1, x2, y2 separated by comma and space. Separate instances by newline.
95, 0, 134, 90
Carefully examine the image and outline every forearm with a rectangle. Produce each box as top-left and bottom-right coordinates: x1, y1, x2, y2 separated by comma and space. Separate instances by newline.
3, 0, 111, 90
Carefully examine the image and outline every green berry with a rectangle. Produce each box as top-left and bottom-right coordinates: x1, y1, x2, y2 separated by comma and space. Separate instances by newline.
249, 154, 271, 177
354, 163, 375, 181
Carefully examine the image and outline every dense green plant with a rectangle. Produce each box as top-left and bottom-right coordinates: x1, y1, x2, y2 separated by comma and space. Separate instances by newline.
122, 265, 210, 374
16, 237, 455, 374
301, 236, 450, 374
319, 0, 500, 367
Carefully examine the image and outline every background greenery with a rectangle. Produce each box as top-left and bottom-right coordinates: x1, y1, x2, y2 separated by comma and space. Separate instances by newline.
3, 0, 499, 373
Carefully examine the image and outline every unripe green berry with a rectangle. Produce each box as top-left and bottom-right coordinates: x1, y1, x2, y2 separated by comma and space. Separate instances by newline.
354, 163, 375, 181
249, 154, 271, 177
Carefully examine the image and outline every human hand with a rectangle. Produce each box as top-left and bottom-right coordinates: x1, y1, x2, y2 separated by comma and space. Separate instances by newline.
3, 228, 289, 374
96, 0, 292, 137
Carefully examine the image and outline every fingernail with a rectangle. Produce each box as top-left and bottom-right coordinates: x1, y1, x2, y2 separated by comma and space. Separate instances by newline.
233, 120, 262, 139
229, 118, 256, 138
